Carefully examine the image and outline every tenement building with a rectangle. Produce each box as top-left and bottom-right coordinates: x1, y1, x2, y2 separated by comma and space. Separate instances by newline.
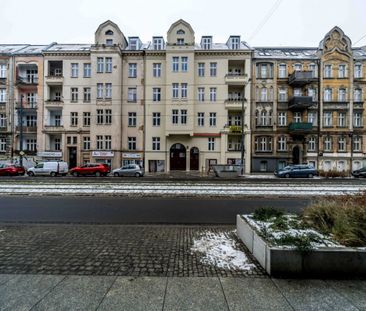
252, 27, 366, 173
0, 22, 365, 173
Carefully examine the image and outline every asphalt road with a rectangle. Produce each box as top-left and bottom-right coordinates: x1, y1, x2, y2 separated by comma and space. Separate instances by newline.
0, 196, 310, 224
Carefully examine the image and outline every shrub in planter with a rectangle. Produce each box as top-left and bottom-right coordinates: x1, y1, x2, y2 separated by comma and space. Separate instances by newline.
319, 170, 348, 178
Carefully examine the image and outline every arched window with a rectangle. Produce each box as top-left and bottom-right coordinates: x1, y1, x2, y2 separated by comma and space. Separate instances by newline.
308, 63, 317, 77
324, 88, 332, 102
293, 63, 302, 71
260, 87, 267, 101
278, 63, 287, 78
354, 88, 362, 102
260, 110, 267, 125
177, 29, 185, 35
338, 88, 346, 102
105, 30, 114, 35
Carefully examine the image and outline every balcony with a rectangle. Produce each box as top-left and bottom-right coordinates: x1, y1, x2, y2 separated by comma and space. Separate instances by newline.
45, 100, 63, 107
15, 126, 37, 133
16, 102, 37, 110
229, 125, 242, 133
44, 125, 64, 133
225, 73, 248, 85
0, 77, 6, 85
288, 122, 313, 133
16, 76, 38, 86
288, 96, 313, 110
288, 71, 317, 86
224, 99, 244, 110
45, 74, 63, 85
14, 149, 37, 156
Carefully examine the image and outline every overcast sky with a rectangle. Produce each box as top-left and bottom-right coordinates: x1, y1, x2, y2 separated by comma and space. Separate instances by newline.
1, 0, 366, 47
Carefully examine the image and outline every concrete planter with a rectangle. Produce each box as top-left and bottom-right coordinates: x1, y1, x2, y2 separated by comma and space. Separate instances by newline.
212, 165, 242, 178
237, 215, 366, 277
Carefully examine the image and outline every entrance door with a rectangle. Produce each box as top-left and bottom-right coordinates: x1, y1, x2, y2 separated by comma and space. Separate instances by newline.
170, 143, 186, 170
292, 146, 300, 165
190, 147, 199, 170
68, 147, 77, 168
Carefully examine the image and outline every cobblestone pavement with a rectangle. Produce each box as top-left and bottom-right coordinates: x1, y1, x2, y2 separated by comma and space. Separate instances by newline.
0, 225, 265, 277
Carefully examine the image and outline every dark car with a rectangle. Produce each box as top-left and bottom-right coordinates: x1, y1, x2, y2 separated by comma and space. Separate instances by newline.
351, 167, 366, 178
0, 164, 26, 176
69, 163, 110, 177
274, 164, 318, 178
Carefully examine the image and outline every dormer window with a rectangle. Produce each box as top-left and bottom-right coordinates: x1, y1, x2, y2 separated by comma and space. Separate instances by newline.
177, 38, 185, 46
106, 39, 113, 46
153, 37, 164, 50
177, 29, 185, 35
229, 36, 240, 49
129, 38, 138, 50
105, 30, 114, 35
201, 37, 212, 50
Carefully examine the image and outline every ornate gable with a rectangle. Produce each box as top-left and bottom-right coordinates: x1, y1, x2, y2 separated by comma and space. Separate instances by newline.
320, 26, 352, 56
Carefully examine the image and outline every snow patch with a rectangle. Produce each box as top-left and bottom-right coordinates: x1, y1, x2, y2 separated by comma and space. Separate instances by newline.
191, 230, 255, 270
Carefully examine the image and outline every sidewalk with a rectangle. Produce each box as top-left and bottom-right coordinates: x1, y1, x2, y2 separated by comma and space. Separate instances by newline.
0, 274, 365, 310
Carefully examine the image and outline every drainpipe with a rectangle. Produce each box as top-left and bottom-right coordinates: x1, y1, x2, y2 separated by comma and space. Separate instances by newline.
19, 94, 24, 166
317, 59, 321, 171
240, 84, 245, 175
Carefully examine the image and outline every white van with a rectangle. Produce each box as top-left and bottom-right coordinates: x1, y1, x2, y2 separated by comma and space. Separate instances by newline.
27, 161, 69, 177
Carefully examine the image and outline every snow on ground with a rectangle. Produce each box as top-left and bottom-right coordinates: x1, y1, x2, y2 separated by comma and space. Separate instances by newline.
191, 230, 256, 270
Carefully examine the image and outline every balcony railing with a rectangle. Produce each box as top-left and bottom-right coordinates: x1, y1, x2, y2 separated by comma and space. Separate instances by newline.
17, 76, 38, 85
229, 125, 242, 133
45, 100, 63, 107
224, 98, 245, 110
288, 71, 317, 86
15, 126, 37, 133
44, 125, 64, 132
45, 74, 64, 84
288, 96, 313, 110
225, 73, 248, 85
16, 102, 37, 109
288, 122, 313, 133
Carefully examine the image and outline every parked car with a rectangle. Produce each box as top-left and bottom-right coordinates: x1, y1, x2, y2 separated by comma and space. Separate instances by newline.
0, 164, 25, 176
69, 163, 110, 177
112, 164, 144, 177
27, 161, 69, 177
274, 164, 318, 178
351, 167, 366, 178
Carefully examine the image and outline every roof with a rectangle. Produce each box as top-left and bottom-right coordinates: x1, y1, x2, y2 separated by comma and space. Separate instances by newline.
254, 47, 318, 59
44, 44, 91, 52
0, 44, 29, 55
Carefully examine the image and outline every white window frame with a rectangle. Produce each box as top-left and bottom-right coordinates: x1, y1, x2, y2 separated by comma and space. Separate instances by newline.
208, 137, 215, 150
210, 87, 217, 102
323, 111, 333, 127
278, 112, 287, 126
197, 112, 204, 126
172, 83, 179, 99
71, 63, 78, 78
153, 63, 161, 77
128, 63, 137, 78
198, 87, 205, 102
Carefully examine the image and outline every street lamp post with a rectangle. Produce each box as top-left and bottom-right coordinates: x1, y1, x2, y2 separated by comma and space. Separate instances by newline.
19, 95, 24, 167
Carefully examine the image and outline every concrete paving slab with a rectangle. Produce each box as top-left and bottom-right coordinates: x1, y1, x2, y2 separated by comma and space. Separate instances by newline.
32, 276, 115, 311
98, 277, 166, 311
0, 274, 16, 286
164, 277, 228, 311
0, 274, 64, 311
326, 280, 366, 311
220, 277, 292, 310
273, 279, 359, 311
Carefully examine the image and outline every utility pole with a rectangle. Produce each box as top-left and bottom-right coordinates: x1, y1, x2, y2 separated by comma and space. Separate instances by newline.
19, 94, 24, 167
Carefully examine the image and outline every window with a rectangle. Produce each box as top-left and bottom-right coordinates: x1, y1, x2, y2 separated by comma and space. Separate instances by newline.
198, 63, 205, 77
208, 138, 215, 150
83, 63, 91, 78
308, 112, 316, 125
197, 112, 204, 126
181, 109, 187, 124
26, 139, 36, 151
71, 63, 78, 78
353, 112, 362, 127
96, 135, 103, 150
0, 138, 6, 152
54, 138, 61, 151
277, 136, 287, 151
294, 63, 302, 71
71, 88, 78, 102
83, 87, 91, 102
0, 89, 6, 102
128, 63, 137, 78
260, 88, 268, 101
172, 109, 179, 124
338, 112, 346, 127
210, 88, 217, 102
177, 38, 184, 45
323, 136, 332, 151
260, 64, 267, 78
338, 136, 346, 152
152, 137, 160, 151
54, 115, 61, 126
128, 112, 136, 127
209, 112, 216, 127
202, 37, 212, 49
293, 88, 302, 97
354, 64, 362, 78
105, 83, 112, 99
105, 109, 112, 124
83, 136, 90, 150
0, 64, 6, 78
308, 136, 316, 152
105, 135, 112, 150
153, 63, 161, 77
353, 136, 362, 151
26, 115, 37, 127
260, 161, 268, 172
26, 93, 36, 106
172, 57, 179, 72
323, 111, 333, 127
105, 57, 112, 73
71, 112, 78, 126
67, 136, 71, 144
153, 37, 164, 50
324, 88, 332, 102
308, 88, 316, 101
354, 88, 362, 102
278, 64, 287, 78
152, 112, 160, 126
129, 38, 138, 50
210, 62, 217, 77
229, 37, 240, 49
97, 109, 104, 124
308, 63, 317, 77
83, 112, 90, 126
278, 112, 287, 126
97, 83, 103, 99
198, 87, 205, 102
255, 136, 272, 152
278, 88, 287, 102
181, 57, 188, 72
97, 57, 104, 73
153, 88, 161, 102
128, 137, 136, 150
324, 64, 332, 78
338, 64, 346, 78
128, 88, 137, 102
172, 83, 179, 99
181, 83, 187, 98
338, 88, 346, 102
106, 39, 113, 46
0, 114, 6, 127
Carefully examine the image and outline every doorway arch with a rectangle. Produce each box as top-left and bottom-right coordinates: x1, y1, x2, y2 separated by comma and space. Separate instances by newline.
170, 143, 186, 170
190, 147, 199, 170
292, 146, 300, 165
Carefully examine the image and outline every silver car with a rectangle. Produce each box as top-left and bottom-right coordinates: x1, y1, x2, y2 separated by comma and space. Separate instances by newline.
112, 164, 144, 177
